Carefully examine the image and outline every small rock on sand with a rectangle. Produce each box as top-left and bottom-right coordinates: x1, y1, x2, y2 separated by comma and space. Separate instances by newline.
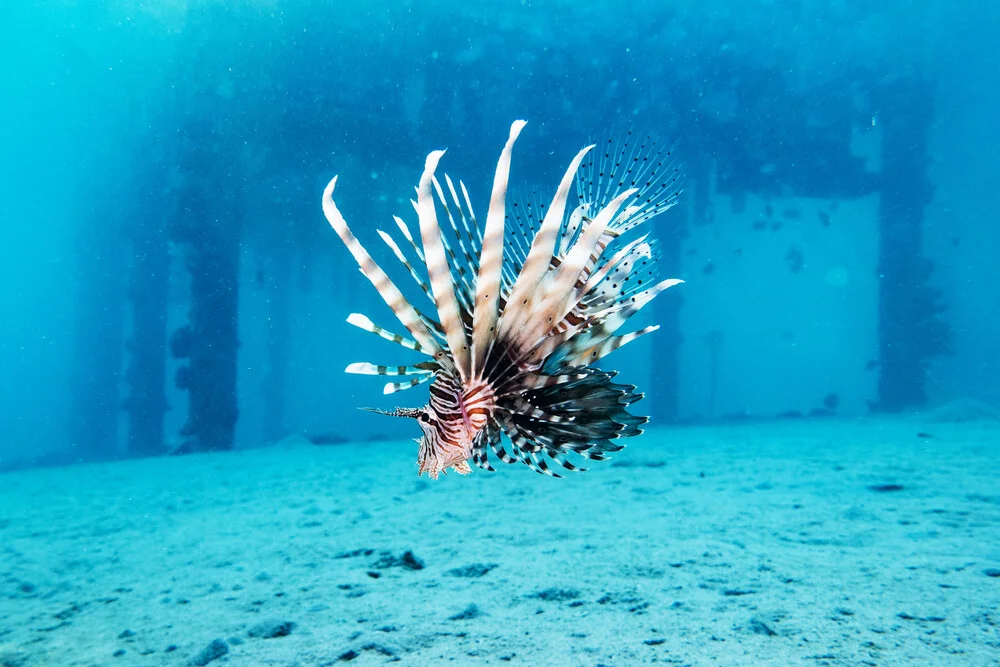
188, 639, 228, 666
448, 604, 483, 620
446, 563, 498, 578
248, 619, 296, 639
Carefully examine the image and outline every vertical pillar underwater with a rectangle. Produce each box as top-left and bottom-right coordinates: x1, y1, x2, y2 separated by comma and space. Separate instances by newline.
170, 120, 242, 452
875, 77, 950, 411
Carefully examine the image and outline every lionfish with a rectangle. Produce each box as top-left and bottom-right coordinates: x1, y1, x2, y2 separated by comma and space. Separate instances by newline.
322, 120, 682, 478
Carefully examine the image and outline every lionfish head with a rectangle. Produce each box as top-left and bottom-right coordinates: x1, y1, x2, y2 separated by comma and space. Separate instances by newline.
362, 406, 473, 479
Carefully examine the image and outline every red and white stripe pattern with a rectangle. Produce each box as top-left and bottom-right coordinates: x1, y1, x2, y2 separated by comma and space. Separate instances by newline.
323, 121, 682, 479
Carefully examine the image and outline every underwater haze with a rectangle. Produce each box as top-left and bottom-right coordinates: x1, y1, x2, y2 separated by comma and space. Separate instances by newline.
1, 1, 999, 665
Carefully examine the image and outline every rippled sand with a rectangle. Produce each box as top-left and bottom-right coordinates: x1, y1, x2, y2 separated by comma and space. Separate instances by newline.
1, 417, 998, 666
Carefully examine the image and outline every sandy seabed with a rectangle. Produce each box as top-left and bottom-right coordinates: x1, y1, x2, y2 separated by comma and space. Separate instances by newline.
1, 416, 998, 666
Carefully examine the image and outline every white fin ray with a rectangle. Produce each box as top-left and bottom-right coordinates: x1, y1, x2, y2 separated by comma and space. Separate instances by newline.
345, 313, 426, 354
521, 189, 635, 347
459, 180, 482, 245
499, 144, 594, 342
416, 150, 471, 380
553, 278, 683, 365
345, 362, 435, 377
432, 175, 480, 298
384, 374, 435, 394
445, 175, 482, 255
562, 325, 660, 367
376, 228, 434, 302
323, 178, 446, 362
471, 119, 527, 378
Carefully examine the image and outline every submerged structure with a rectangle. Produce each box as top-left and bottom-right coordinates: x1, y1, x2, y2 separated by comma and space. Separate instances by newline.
46, 4, 960, 464
323, 121, 682, 477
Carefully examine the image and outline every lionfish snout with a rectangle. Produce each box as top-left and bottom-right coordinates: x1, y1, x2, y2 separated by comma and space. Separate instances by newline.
360, 406, 424, 419
363, 403, 477, 479
326, 120, 683, 478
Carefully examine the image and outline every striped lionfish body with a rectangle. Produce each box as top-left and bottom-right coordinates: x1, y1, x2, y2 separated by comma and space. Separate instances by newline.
322, 120, 682, 478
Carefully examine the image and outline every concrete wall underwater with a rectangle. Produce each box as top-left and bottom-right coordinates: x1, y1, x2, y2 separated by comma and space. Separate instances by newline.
674, 191, 880, 420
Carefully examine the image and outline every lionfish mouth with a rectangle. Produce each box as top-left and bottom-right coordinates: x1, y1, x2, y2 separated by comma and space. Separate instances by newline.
324, 121, 683, 478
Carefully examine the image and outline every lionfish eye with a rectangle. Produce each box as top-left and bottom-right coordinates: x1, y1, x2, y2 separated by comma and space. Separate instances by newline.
420, 412, 431, 423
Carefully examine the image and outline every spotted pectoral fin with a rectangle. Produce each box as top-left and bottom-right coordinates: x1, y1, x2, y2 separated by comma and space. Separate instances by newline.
495, 368, 644, 474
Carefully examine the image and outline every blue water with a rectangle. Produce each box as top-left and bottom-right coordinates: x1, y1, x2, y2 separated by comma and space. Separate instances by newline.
1, 1, 998, 664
